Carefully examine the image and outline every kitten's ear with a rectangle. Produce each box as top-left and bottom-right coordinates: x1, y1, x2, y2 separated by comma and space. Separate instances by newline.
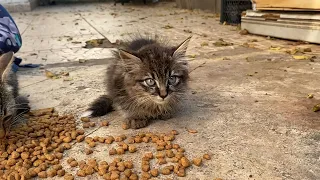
172, 36, 192, 58
0, 51, 14, 82
118, 49, 141, 61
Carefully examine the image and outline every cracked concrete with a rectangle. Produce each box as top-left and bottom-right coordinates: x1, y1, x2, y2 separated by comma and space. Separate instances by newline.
9, 1, 320, 180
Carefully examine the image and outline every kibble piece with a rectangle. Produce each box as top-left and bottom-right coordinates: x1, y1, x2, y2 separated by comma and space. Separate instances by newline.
38, 171, 47, 178
103, 173, 111, 180
129, 173, 138, 180
124, 161, 133, 169
83, 123, 90, 128
178, 148, 185, 153
127, 137, 135, 144
85, 148, 93, 155
150, 168, 159, 177
109, 148, 117, 155
161, 168, 171, 175
144, 152, 153, 160
77, 129, 85, 135
141, 164, 150, 172
77, 170, 86, 177
203, 154, 211, 160
87, 158, 97, 167
156, 146, 165, 151
116, 148, 125, 155
70, 161, 78, 167
128, 145, 137, 153
134, 136, 142, 143
52, 164, 63, 170
71, 131, 77, 139
21, 152, 29, 160
193, 158, 202, 166
57, 169, 65, 177
7, 158, 16, 166
165, 144, 173, 150
165, 150, 174, 158
124, 169, 132, 177
171, 130, 179, 135
180, 157, 191, 168
172, 144, 180, 149
89, 122, 95, 127
76, 135, 85, 142
105, 136, 115, 144
63, 136, 72, 143
157, 158, 167, 165
175, 152, 184, 160
98, 137, 105, 143
81, 117, 90, 122
64, 173, 74, 180
142, 137, 150, 143
67, 158, 75, 164
142, 172, 151, 179
155, 152, 165, 159
47, 169, 57, 177
110, 172, 120, 179
84, 166, 94, 175
100, 120, 109, 127
176, 168, 186, 177
55, 153, 63, 159
11, 151, 20, 159
88, 141, 96, 148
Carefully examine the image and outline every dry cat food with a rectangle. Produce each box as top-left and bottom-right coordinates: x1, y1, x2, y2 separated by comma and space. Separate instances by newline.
0, 108, 79, 179
0, 108, 211, 179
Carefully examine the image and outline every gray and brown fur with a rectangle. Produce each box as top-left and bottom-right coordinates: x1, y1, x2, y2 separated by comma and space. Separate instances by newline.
0, 52, 30, 141
85, 35, 191, 129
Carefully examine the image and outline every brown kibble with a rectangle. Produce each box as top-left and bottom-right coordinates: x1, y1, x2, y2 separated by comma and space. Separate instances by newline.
141, 164, 150, 172
77, 129, 85, 135
187, 129, 198, 133
118, 165, 126, 172
70, 161, 78, 167
100, 120, 109, 126
110, 171, 120, 179
166, 150, 174, 158
87, 158, 97, 167
76, 135, 85, 142
83, 123, 90, 128
164, 135, 175, 141
81, 117, 90, 122
157, 158, 167, 165
172, 144, 180, 149
127, 137, 135, 144
64, 173, 74, 180
105, 136, 115, 144
178, 148, 185, 152
53, 164, 63, 170
193, 157, 202, 166
11, 151, 20, 159
165, 144, 172, 150
103, 173, 111, 179
85, 148, 93, 155
77, 169, 86, 177
171, 130, 179, 135
142, 172, 151, 179
166, 165, 174, 171
155, 152, 165, 159
57, 169, 65, 177
21, 152, 29, 160
121, 123, 129, 130
150, 168, 159, 177
142, 136, 150, 143
203, 154, 211, 160
88, 141, 96, 148
175, 152, 184, 160
84, 166, 94, 175
38, 171, 47, 178
7, 158, 16, 166
109, 148, 117, 155
89, 122, 95, 127
176, 168, 186, 177
98, 137, 105, 143
47, 169, 57, 177
144, 152, 153, 160
116, 148, 125, 155
161, 167, 171, 175
124, 161, 133, 169
67, 158, 75, 164
56, 153, 63, 159
156, 145, 165, 151
128, 145, 137, 153
129, 173, 138, 180
124, 169, 132, 177
180, 157, 191, 168
134, 136, 142, 143
71, 131, 77, 139
63, 136, 72, 143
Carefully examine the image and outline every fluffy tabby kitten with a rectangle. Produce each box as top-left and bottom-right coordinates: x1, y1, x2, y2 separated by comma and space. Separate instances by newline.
84, 35, 191, 129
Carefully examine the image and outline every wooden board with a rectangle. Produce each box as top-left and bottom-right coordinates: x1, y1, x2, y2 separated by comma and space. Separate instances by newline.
253, 0, 320, 11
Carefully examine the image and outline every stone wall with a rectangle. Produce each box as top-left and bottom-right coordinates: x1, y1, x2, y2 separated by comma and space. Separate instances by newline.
175, 0, 221, 13
1, 0, 38, 12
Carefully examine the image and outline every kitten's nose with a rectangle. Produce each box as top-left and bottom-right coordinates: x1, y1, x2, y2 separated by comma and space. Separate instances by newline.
159, 89, 168, 99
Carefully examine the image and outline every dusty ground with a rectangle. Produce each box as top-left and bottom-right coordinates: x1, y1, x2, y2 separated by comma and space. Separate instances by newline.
10, 1, 320, 180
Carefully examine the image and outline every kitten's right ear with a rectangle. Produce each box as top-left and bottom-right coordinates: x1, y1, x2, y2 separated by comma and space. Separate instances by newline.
118, 49, 141, 61
0, 51, 14, 82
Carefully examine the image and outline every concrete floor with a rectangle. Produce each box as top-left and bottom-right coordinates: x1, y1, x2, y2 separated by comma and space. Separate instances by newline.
11, 2, 320, 180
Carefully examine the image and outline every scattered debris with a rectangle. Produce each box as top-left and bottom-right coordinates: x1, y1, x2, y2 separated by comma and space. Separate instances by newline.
200, 42, 209, 47
307, 94, 314, 99
183, 29, 192, 33
269, 46, 281, 51
187, 129, 198, 134
162, 25, 174, 29
239, 29, 249, 35
188, 54, 196, 58
214, 38, 233, 47
79, 59, 87, 63
313, 104, 320, 112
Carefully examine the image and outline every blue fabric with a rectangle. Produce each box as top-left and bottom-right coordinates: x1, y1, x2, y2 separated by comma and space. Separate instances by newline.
0, 5, 22, 54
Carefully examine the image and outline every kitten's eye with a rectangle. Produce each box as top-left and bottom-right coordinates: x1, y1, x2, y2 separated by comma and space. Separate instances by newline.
145, 78, 155, 86
168, 76, 179, 85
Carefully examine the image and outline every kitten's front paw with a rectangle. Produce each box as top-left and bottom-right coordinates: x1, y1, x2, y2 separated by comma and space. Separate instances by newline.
125, 119, 149, 129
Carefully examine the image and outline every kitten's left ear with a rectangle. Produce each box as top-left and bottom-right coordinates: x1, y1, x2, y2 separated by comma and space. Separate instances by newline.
172, 36, 192, 58
118, 49, 141, 61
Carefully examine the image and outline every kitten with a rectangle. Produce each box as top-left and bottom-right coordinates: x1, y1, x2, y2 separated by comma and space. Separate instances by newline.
84, 35, 191, 129
0, 52, 30, 140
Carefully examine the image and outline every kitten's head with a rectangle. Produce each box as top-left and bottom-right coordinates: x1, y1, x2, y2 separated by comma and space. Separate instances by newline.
118, 36, 191, 109
0, 52, 15, 139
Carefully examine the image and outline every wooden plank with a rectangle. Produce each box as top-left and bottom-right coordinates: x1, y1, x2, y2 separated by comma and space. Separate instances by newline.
253, 0, 320, 11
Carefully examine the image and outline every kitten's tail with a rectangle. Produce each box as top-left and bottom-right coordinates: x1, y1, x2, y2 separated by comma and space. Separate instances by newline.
82, 95, 113, 117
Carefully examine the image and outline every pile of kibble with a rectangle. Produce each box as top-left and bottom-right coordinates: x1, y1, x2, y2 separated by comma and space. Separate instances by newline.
0, 108, 211, 180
